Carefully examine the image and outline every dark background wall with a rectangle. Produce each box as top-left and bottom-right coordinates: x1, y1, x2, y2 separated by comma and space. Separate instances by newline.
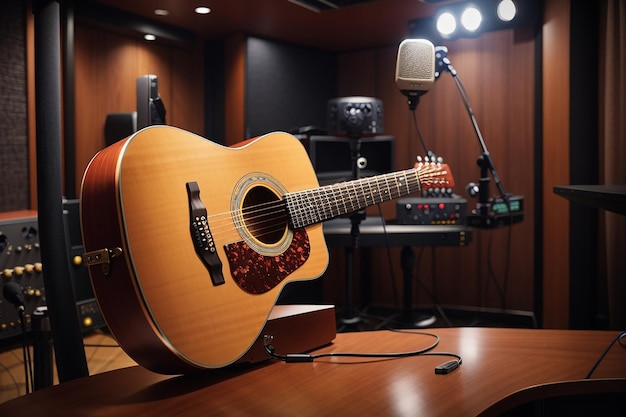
245, 37, 337, 138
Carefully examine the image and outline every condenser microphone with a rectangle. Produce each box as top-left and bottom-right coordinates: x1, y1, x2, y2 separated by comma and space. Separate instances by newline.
3, 281, 25, 310
395, 39, 436, 110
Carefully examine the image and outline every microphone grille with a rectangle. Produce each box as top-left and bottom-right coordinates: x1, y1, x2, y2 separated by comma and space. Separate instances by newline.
395, 39, 435, 90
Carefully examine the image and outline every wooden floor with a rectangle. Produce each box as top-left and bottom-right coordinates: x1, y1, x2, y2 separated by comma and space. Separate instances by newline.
0, 330, 137, 405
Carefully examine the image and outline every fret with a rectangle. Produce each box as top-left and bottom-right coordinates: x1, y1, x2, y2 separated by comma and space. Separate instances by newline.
366, 178, 375, 204
338, 183, 349, 215
361, 180, 370, 206
321, 186, 335, 220
350, 181, 359, 212
284, 162, 451, 229
394, 172, 404, 199
304, 189, 316, 225
313, 189, 324, 224
385, 175, 391, 201
375, 176, 385, 203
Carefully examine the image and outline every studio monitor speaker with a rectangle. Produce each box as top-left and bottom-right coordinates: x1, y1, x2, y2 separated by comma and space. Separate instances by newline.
326, 97, 384, 138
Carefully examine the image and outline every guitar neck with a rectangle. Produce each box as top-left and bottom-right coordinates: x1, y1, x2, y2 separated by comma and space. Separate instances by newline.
285, 168, 423, 229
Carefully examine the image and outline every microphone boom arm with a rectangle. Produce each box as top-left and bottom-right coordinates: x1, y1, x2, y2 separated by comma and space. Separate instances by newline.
435, 47, 509, 210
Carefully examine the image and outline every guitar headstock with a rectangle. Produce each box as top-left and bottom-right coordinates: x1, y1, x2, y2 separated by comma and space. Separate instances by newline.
414, 157, 455, 190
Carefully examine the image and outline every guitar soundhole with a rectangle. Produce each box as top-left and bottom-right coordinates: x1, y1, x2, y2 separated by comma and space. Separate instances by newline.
242, 186, 287, 245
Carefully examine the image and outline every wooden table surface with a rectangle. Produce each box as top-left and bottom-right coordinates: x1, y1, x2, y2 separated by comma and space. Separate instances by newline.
0, 327, 624, 416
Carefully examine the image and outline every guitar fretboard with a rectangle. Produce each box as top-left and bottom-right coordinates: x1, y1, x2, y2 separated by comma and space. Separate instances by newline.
285, 168, 423, 229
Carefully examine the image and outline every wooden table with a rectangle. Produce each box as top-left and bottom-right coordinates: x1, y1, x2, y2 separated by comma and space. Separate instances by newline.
553, 184, 626, 215
0, 328, 624, 416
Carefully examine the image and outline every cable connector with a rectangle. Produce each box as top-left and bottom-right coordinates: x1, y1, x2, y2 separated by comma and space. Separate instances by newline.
285, 354, 314, 363
434, 360, 460, 375
262, 335, 276, 354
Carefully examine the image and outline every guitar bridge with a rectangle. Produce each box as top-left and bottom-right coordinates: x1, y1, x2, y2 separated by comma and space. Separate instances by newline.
186, 181, 225, 286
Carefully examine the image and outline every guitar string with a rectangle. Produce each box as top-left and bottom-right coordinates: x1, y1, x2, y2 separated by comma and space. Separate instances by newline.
202, 165, 434, 228
202, 169, 422, 235
200, 166, 447, 242
199, 165, 448, 241
201, 172, 413, 226
255, 164, 448, 227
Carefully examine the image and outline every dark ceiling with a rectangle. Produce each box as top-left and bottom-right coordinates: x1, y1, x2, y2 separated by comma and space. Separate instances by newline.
85, 0, 450, 51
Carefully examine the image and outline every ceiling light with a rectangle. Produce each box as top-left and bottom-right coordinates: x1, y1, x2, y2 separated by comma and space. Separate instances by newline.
497, 0, 516, 22
154, 9, 169, 16
461, 7, 482, 32
144, 34, 156, 41
436, 12, 457, 37
195, 6, 211, 14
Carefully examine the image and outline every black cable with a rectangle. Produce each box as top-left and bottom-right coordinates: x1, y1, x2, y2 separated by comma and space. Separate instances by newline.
263, 330, 462, 369
428, 248, 453, 327
483, 224, 514, 314
18, 309, 34, 394
485, 231, 505, 309
409, 108, 454, 327
376, 204, 400, 309
411, 247, 453, 327
585, 331, 626, 379
501, 220, 513, 311
410, 109, 431, 157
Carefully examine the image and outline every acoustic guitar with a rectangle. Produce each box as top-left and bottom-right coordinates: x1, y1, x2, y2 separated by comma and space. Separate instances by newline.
80, 125, 454, 374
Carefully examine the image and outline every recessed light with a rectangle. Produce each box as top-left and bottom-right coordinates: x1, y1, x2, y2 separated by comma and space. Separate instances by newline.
144, 34, 156, 41
436, 12, 457, 37
195, 6, 211, 15
461, 7, 482, 32
497, 0, 517, 22
154, 9, 169, 16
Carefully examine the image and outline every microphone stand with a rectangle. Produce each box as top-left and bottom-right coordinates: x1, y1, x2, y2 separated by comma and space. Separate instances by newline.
342, 135, 366, 327
435, 47, 510, 223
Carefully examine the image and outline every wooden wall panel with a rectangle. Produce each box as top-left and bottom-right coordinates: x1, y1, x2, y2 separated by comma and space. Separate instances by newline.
541, 0, 571, 328
74, 27, 135, 188
73, 23, 204, 193
224, 33, 246, 145
332, 29, 536, 314
170, 44, 206, 136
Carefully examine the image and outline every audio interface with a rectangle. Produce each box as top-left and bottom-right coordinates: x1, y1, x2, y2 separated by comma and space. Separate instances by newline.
1, 205, 105, 348
0, 214, 46, 344
396, 196, 467, 226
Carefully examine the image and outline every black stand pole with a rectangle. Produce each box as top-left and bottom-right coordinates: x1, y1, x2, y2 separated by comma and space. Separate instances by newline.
342, 138, 366, 326
33, 0, 89, 382
476, 154, 492, 216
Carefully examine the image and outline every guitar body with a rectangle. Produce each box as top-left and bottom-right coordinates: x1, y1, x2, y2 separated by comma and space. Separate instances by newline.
81, 126, 328, 373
